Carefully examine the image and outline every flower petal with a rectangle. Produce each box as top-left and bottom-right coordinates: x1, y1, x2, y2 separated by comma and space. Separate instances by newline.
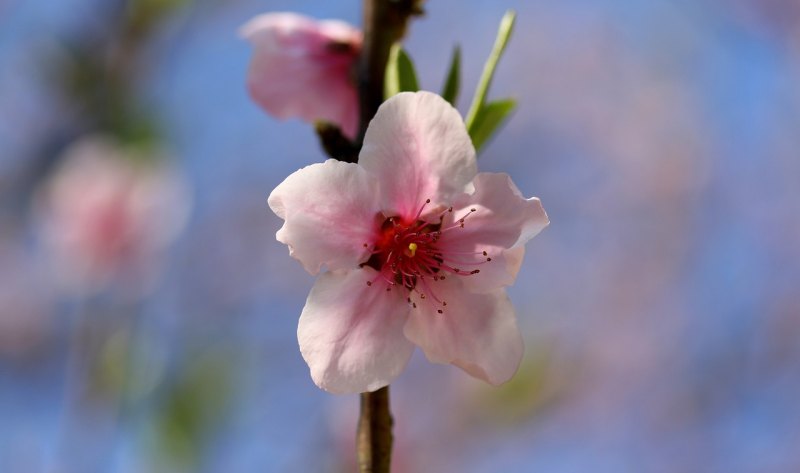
298, 268, 414, 394
240, 13, 361, 138
268, 159, 379, 274
403, 278, 524, 385
457, 245, 526, 294
444, 172, 549, 250
359, 92, 478, 218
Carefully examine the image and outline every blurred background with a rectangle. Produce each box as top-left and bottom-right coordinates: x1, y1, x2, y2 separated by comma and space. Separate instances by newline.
1, 0, 799, 471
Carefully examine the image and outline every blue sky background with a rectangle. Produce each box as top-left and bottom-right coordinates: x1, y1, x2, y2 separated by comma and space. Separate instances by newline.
1, 0, 799, 472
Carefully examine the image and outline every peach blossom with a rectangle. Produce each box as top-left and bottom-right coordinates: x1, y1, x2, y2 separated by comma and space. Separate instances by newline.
36, 136, 189, 294
269, 92, 549, 393
241, 12, 361, 138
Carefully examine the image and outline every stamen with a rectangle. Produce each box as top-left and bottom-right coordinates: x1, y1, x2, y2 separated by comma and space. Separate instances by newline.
417, 277, 444, 304
414, 198, 432, 221
365, 202, 491, 310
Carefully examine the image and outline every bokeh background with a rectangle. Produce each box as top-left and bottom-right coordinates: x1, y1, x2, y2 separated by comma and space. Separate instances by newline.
2, 0, 799, 471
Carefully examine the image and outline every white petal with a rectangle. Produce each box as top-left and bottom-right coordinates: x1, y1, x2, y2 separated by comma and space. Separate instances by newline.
268, 160, 379, 274
403, 278, 524, 385
359, 92, 477, 218
298, 269, 415, 394
445, 173, 549, 250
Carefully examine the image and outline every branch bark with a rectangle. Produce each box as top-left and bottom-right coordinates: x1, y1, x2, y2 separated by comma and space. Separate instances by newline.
354, 1, 422, 472
356, 0, 423, 144
357, 386, 394, 473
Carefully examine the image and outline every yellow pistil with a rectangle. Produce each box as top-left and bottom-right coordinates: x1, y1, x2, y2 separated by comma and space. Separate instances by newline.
407, 242, 418, 257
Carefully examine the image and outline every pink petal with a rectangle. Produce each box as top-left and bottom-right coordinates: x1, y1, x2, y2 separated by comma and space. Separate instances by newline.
268, 159, 380, 274
240, 13, 361, 138
359, 92, 478, 219
461, 245, 526, 294
298, 268, 415, 394
430, 173, 547, 292
403, 278, 524, 385
444, 173, 549, 250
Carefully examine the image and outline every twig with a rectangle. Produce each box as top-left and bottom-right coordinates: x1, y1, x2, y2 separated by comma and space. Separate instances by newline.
353, 1, 423, 472
357, 387, 394, 473
356, 0, 423, 144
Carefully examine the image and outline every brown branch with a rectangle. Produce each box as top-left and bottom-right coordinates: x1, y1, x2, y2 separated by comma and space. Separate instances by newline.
357, 386, 394, 473
353, 1, 423, 472
314, 122, 360, 162
356, 0, 424, 144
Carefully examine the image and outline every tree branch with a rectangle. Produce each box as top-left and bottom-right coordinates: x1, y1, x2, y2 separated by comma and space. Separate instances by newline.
353, 1, 422, 472
356, 0, 423, 144
357, 386, 394, 473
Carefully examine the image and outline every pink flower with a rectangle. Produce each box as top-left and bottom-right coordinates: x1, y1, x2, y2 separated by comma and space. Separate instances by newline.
35, 136, 190, 295
269, 92, 549, 394
240, 12, 362, 139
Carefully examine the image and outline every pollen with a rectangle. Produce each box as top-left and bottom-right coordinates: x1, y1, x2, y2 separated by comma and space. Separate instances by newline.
407, 242, 418, 257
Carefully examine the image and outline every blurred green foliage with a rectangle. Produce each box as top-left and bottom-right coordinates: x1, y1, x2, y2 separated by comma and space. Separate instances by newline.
440, 45, 461, 107
150, 347, 236, 471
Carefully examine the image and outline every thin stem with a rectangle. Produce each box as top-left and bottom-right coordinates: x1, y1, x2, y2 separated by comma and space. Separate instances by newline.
353, 1, 422, 472
356, 0, 423, 144
357, 387, 394, 473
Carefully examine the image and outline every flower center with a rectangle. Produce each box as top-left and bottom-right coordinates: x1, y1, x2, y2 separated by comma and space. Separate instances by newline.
361, 199, 493, 314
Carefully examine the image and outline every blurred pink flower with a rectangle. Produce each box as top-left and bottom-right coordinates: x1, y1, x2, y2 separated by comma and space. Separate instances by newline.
269, 92, 549, 393
240, 12, 362, 139
35, 136, 190, 295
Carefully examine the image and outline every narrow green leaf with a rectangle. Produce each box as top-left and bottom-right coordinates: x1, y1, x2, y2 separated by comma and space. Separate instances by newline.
384, 43, 419, 99
469, 98, 517, 152
465, 10, 516, 131
441, 45, 461, 107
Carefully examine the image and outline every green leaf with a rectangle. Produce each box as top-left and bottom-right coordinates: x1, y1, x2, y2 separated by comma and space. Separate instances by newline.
468, 98, 517, 152
384, 43, 419, 99
465, 10, 516, 132
441, 45, 461, 107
